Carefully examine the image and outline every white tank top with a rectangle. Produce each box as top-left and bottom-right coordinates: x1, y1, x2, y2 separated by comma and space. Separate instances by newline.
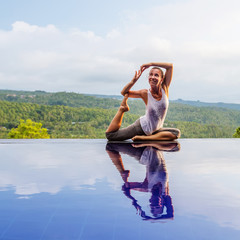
140, 89, 169, 135
139, 147, 168, 195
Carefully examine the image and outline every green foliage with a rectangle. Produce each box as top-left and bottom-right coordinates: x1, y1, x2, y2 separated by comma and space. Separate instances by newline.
0, 90, 121, 109
164, 121, 235, 138
233, 127, 240, 138
172, 99, 240, 111
0, 127, 9, 138
0, 89, 240, 139
166, 103, 240, 126
0, 100, 139, 139
8, 119, 50, 139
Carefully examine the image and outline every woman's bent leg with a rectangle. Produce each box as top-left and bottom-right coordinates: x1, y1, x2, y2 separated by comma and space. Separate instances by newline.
106, 119, 145, 141
105, 146, 130, 182
132, 128, 181, 141
106, 94, 129, 133
106, 143, 145, 161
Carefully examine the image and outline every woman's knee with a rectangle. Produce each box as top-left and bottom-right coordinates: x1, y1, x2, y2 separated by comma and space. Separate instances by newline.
170, 133, 178, 140
105, 131, 127, 141
168, 128, 181, 139
164, 132, 178, 140
174, 129, 181, 139
105, 131, 115, 141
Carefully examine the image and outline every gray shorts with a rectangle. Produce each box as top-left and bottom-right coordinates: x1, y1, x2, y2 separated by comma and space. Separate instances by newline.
106, 119, 181, 141
106, 119, 145, 141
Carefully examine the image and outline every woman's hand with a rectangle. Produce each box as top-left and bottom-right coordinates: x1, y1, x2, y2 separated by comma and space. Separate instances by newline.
132, 69, 143, 83
121, 69, 142, 95
132, 63, 153, 83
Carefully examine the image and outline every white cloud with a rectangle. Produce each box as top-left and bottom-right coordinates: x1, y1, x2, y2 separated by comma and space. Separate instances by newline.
0, 142, 146, 196
12, 21, 58, 33
0, 0, 240, 103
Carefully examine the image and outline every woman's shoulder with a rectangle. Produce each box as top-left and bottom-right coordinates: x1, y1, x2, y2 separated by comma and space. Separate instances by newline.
141, 89, 148, 105
134, 89, 148, 105
139, 89, 148, 99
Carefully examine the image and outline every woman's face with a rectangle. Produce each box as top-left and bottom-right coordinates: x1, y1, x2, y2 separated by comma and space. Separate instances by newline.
148, 69, 162, 87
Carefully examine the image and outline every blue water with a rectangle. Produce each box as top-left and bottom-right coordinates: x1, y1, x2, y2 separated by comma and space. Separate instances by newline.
0, 139, 240, 240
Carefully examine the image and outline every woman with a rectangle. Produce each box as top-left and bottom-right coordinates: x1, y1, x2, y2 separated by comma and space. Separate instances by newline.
106, 62, 180, 141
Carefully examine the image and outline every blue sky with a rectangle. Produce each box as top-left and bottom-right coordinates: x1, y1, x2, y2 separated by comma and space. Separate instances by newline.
1, 0, 171, 34
0, 0, 240, 103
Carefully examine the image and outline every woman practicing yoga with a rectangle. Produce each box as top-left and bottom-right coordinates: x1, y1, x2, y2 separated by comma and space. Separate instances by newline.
106, 62, 180, 141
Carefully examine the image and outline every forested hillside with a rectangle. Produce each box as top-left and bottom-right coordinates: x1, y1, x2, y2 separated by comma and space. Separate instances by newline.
0, 100, 139, 138
172, 99, 240, 111
0, 90, 121, 109
0, 90, 239, 139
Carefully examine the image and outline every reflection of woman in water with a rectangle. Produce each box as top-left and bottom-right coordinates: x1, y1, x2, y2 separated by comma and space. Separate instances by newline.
106, 62, 180, 141
106, 142, 180, 220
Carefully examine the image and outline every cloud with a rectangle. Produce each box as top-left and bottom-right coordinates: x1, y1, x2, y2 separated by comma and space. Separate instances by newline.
0, 0, 239, 103
11, 21, 58, 33
0, 142, 145, 196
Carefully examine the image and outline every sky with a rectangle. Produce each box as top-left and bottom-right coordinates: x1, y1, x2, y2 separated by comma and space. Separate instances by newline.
0, 0, 240, 103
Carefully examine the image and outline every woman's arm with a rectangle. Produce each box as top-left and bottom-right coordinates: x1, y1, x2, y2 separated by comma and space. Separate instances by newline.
141, 62, 173, 89
121, 69, 148, 105
121, 70, 142, 96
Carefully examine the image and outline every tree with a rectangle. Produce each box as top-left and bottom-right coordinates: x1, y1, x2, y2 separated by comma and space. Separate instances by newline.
233, 127, 240, 138
8, 119, 50, 139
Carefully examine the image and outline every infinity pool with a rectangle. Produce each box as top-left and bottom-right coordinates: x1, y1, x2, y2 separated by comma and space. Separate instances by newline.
0, 139, 239, 240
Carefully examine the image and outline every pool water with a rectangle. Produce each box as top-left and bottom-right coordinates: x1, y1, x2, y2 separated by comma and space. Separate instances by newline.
0, 139, 240, 240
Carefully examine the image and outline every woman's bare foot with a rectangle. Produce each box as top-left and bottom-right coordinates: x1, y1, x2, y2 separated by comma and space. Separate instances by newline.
132, 135, 147, 141
120, 94, 129, 112
121, 170, 130, 182
132, 131, 178, 141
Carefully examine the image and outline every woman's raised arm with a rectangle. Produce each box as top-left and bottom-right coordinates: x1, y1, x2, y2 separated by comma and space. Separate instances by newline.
121, 68, 148, 104
121, 69, 142, 96
141, 62, 173, 88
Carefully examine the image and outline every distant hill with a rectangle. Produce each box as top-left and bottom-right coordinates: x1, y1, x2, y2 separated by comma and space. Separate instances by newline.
0, 99, 238, 139
84, 93, 123, 100
1, 89, 240, 110
1, 89, 240, 127
172, 99, 240, 111
0, 90, 121, 109
0, 89, 240, 138
86, 93, 240, 111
